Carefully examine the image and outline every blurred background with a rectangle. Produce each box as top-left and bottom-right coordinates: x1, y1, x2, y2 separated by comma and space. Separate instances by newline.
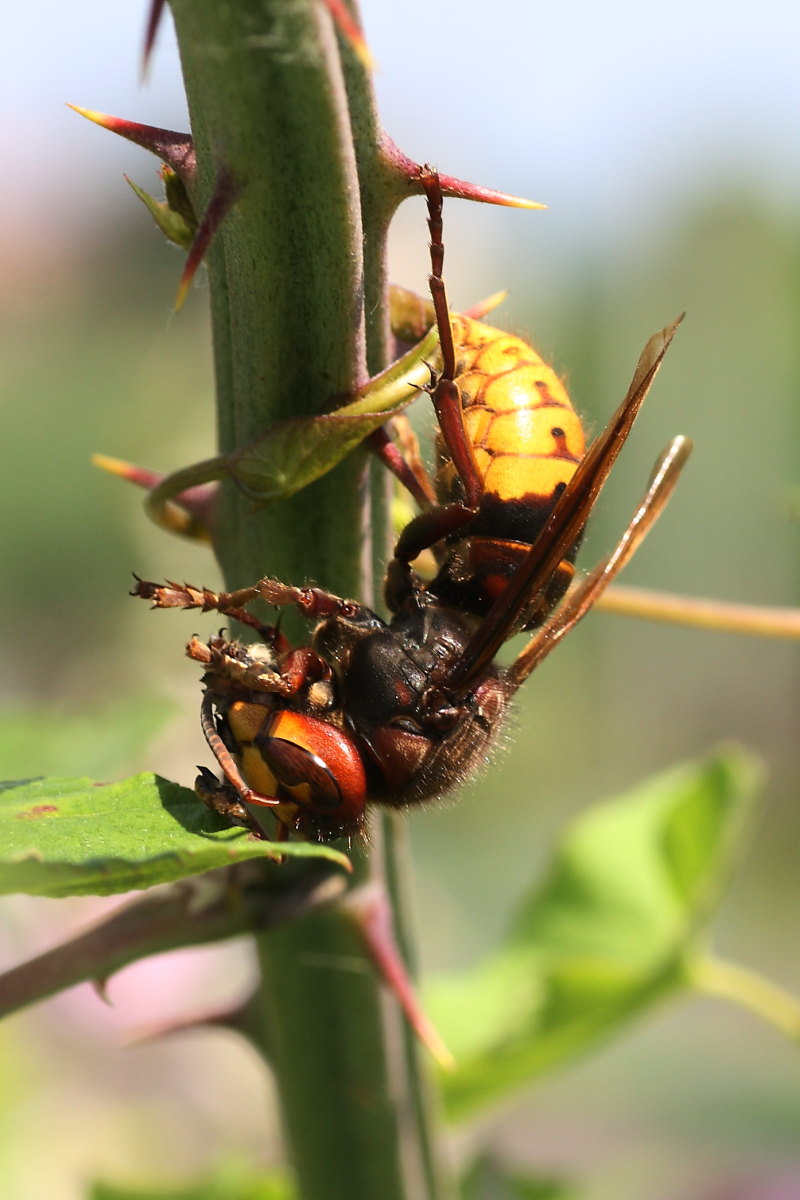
1, 1, 798, 1197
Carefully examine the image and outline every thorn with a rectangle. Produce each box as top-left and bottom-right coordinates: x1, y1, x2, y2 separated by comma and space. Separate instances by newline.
92, 975, 113, 1006
322, 0, 376, 71
345, 884, 455, 1070
141, 0, 166, 81
380, 133, 545, 210
463, 289, 508, 321
92, 453, 164, 490
128, 1000, 251, 1047
67, 105, 196, 181
175, 163, 241, 311
436, 174, 545, 211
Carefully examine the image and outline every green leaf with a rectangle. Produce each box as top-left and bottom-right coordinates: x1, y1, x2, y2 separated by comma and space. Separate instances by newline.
461, 1155, 578, 1200
0, 773, 350, 897
228, 412, 399, 503
226, 325, 440, 504
138, 322, 442, 516
126, 175, 195, 249
433, 748, 761, 1119
90, 1159, 294, 1200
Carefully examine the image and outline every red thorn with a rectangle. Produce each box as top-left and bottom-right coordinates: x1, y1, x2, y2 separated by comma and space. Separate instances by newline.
141, 0, 167, 80
175, 164, 241, 310
436, 173, 544, 210
463, 289, 508, 321
380, 132, 544, 210
346, 884, 454, 1070
322, 0, 375, 70
92, 454, 164, 491
67, 105, 196, 181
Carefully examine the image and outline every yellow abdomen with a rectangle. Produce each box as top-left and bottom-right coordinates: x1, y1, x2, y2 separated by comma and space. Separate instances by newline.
437, 314, 585, 506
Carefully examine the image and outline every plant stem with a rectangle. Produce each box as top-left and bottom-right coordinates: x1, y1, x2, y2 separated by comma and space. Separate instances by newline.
170, 0, 367, 600
596, 584, 800, 640
167, 2, 450, 1196
692, 954, 800, 1041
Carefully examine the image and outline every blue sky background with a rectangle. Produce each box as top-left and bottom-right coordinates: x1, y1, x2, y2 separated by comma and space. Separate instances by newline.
8, 1, 799, 251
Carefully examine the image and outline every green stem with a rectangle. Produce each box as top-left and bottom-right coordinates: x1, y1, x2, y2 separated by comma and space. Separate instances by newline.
692, 954, 800, 1041
171, 0, 367, 598
166, 2, 450, 1197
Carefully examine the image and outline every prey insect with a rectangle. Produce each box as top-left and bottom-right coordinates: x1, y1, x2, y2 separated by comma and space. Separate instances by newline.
135, 169, 689, 844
